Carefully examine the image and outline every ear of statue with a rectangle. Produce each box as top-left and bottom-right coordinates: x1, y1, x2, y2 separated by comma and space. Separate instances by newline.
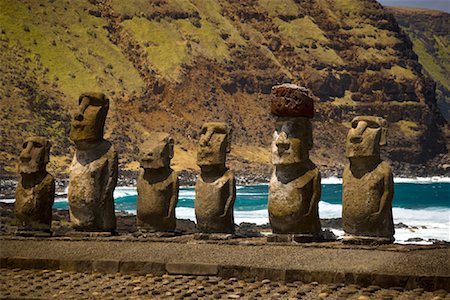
378, 118, 387, 146
380, 126, 387, 146
226, 128, 232, 153
44, 141, 51, 165
306, 121, 313, 150
168, 137, 175, 159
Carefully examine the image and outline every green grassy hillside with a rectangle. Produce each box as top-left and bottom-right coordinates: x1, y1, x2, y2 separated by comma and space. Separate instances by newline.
0, 0, 447, 178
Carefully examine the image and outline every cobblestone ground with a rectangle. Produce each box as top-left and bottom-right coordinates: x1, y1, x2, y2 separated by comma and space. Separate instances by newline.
0, 268, 448, 299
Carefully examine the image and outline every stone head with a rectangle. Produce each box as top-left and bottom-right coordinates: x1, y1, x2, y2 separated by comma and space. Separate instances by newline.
18, 136, 51, 174
140, 132, 174, 169
70, 93, 109, 145
272, 117, 313, 166
197, 122, 231, 167
346, 116, 387, 158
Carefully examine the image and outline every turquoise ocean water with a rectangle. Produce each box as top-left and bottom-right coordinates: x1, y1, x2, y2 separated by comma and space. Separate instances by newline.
0, 177, 444, 243
45, 177, 450, 243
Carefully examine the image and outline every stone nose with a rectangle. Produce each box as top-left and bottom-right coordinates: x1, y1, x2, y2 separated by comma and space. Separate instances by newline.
143, 151, 155, 161
74, 113, 84, 121
200, 131, 213, 146
275, 132, 290, 153
20, 155, 31, 163
20, 143, 33, 161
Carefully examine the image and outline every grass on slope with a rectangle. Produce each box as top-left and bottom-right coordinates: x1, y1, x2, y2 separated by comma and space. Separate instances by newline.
412, 36, 450, 90
258, 0, 300, 17
395, 120, 421, 138
120, 0, 245, 81
0, 0, 144, 101
122, 17, 190, 81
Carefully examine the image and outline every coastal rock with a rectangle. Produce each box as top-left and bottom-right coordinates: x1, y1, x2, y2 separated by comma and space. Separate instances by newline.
195, 122, 236, 234
68, 93, 117, 232
137, 132, 179, 232
268, 117, 322, 236
342, 116, 394, 244
14, 136, 55, 234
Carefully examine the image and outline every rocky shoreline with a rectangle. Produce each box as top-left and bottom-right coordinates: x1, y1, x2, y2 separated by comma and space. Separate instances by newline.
1, 167, 449, 199
0, 202, 447, 245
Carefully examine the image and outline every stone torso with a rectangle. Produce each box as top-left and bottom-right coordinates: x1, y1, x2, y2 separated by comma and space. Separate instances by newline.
137, 170, 178, 231
268, 167, 321, 234
68, 141, 117, 231
15, 173, 55, 231
342, 161, 394, 238
195, 170, 235, 233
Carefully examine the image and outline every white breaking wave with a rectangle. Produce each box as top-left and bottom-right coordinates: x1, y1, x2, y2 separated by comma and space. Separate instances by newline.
113, 187, 137, 199
393, 177, 450, 184
322, 177, 343, 184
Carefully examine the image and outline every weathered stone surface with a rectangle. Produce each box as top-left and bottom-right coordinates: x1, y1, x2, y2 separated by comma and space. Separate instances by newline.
268, 117, 322, 235
270, 84, 315, 118
195, 122, 236, 234
342, 116, 394, 244
14, 136, 55, 234
92, 260, 120, 273
137, 132, 179, 232
166, 263, 219, 276
68, 93, 117, 232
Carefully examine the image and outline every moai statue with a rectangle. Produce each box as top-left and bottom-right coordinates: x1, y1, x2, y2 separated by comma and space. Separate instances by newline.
137, 132, 179, 232
68, 93, 118, 233
195, 122, 236, 234
342, 116, 394, 244
268, 84, 322, 242
15, 137, 55, 236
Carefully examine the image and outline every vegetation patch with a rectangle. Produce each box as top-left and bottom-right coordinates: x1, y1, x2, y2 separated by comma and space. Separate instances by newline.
258, 0, 300, 17
396, 120, 421, 138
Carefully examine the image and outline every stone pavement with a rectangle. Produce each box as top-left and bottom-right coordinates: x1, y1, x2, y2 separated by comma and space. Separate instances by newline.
1, 237, 449, 292
1, 268, 449, 299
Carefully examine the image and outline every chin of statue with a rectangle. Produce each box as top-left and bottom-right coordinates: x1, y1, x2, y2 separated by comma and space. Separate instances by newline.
272, 155, 307, 166
140, 160, 166, 169
197, 155, 225, 166
19, 167, 41, 174
346, 151, 378, 158
72, 137, 102, 149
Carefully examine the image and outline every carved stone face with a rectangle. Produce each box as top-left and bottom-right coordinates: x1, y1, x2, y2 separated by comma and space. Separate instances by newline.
140, 133, 174, 169
346, 116, 387, 158
70, 93, 109, 145
272, 118, 312, 166
197, 122, 231, 167
18, 136, 50, 174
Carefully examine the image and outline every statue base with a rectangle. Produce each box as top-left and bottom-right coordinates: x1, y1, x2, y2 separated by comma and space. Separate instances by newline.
135, 229, 181, 238
342, 234, 394, 245
267, 233, 322, 243
67, 231, 116, 238
194, 233, 234, 240
15, 230, 52, 237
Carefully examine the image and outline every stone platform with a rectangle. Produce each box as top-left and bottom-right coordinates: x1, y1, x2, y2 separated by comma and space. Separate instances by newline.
1, 237, 449, 291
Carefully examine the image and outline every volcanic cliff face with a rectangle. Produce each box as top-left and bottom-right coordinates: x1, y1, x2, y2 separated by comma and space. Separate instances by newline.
388, 7, 450, 122
0, 0, 447, 179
